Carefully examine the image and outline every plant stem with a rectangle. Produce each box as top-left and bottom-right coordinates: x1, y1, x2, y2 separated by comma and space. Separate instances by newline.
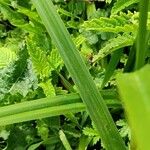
135, 0, 149, 70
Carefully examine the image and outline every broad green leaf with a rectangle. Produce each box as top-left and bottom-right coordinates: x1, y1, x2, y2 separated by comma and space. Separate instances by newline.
32, 1, 126, 149
117, 65, 150, 150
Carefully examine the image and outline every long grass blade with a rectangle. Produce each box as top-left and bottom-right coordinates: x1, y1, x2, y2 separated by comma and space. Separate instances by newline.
101, 49, 123, 89
0, 103, 85, 126
135, 0, 149, 70
0, 92, 121, 119
32, 1, 126, 149
0, 94, 79, 118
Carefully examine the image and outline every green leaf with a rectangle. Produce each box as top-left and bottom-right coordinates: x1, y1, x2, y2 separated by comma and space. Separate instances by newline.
65, 113, 81, 129
0, 46, 29, 101
9, 60, 38, 97
86, 2, 96, 20
7, 126, 28, 150
27, 34, 51, 79
48, 48, 63, 71
0, 1, 45, 34
39, 79, 55, 97
117, 65, 150, 150
93, 34, 134, 62
0, 1, 26, 26
78, 135, 92, 150
112, 0, 139, 15
37, 120, 49, 141
17, 6, 41, 23
101, 49, 123, 88
0, 91, 121, 121
0, 47, 17, 69
83, 126, 101, 146
0, 102, 85, 126
82, 12, 138, 33
116, 119, 130, 139
59, 130, 72, 150
83, 127, 99, 137
27, 142, 43, 150
32, 1, 126, 149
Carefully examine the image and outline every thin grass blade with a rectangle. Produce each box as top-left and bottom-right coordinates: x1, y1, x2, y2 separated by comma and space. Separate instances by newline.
0, 103, 85, 126
101, 49, 123, 89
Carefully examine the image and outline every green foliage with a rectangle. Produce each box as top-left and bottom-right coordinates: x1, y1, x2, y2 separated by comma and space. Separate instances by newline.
0, 92, 121, 126
112, 0, 139, 14
116, 119, 130, 140
101, 49, 123, 88
0, 47, 17, 69
81, 12, 140, 63
0, 1, 26, 26
93, 34, 134, 61
39, 79, 55, 97
59, 130, 72, 150
82, 12, 138, 33
0, 46, 36, 102
27, 34, 51, 79
117, 65, 150, 150
48, 48, 64, 71
37, 120, 49, 141
83, 125, 101, 146
0, 0, 149, 149
33, 1, 126, 149
9, 60, 38, 97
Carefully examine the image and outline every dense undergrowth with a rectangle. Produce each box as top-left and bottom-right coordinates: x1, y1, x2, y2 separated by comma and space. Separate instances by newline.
0, 0, 150, 149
